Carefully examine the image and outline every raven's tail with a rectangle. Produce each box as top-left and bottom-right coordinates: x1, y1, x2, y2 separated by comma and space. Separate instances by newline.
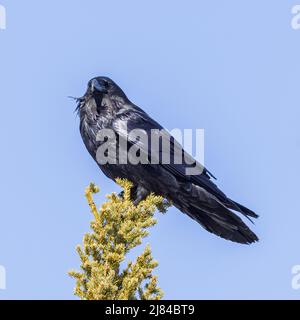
173, 183, 259, 244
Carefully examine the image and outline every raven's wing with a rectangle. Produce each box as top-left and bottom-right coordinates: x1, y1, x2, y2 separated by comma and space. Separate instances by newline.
111, 106, 257, 219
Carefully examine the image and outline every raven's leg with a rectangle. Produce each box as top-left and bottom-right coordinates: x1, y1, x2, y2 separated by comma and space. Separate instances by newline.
132, 185, 151, 206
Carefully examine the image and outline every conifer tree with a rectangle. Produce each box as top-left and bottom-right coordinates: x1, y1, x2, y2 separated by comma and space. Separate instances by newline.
69, 179, 169, 300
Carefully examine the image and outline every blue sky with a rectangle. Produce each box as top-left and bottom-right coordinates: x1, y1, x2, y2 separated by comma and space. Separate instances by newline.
0, 0, 300, 299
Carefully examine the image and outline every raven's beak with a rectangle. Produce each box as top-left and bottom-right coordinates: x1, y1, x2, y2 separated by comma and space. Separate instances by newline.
91, 79, 108, 94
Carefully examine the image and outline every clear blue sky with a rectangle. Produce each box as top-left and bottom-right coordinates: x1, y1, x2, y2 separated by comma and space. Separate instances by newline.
0, 0, 300, 299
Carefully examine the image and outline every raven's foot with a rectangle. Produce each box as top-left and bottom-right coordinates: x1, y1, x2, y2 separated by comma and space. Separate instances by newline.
132, 185, 151, 206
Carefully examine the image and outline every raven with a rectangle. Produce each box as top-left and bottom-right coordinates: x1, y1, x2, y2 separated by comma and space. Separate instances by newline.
76, 76, 258, 244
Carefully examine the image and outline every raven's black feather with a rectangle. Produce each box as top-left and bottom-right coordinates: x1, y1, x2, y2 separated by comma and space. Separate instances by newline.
77, 77, 259, 244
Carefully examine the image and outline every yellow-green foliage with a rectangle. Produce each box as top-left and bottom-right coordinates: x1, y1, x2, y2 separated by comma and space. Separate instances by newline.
69, 179, 170, 300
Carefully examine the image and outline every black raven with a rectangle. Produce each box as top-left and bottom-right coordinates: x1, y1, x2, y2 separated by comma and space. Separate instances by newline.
76, 76, 259, 244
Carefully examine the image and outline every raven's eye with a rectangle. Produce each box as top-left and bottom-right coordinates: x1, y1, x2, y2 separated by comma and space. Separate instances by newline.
89, 79, 109, 94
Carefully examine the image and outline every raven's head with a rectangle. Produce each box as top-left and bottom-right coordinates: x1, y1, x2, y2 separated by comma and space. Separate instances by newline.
87, 77, 127, 99
75, 77, 128, 115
